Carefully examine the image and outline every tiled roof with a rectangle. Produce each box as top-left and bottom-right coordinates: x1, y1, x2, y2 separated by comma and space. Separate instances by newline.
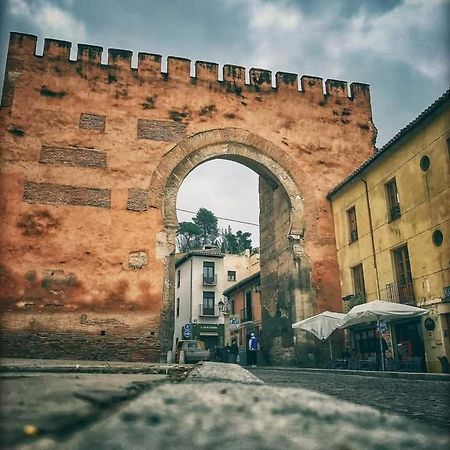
327, 89, 450, 199
175, 248, 224, 267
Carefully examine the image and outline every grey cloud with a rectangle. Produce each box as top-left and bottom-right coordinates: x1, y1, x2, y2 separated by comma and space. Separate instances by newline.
289, 0, 404, 17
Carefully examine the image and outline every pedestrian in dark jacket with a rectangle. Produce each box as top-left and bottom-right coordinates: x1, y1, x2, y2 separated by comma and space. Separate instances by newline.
229, 340, 239, 363
248, 333, 258, 367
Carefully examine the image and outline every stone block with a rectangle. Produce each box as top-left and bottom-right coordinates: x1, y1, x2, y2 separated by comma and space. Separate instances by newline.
127, 188, 149, 212
79, 113, 106, 132
128, 251, 149, 270
39, 146, 107, 169
137, 119, 187, 142
23, 181, 111, 208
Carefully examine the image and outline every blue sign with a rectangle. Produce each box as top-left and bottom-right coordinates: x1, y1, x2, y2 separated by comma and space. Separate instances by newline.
183, 323, 191, 338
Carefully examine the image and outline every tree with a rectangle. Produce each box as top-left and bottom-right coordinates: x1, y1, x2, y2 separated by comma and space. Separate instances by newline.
177, 221, 202, 252
220, 226, 239, 254
220, 226, 252, 254
236, 230, 252, 253
192, 208, 219, 246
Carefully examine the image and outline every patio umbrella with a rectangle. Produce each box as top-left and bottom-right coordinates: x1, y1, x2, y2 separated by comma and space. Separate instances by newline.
292, 311, 345, 359
337, 300, 428, 370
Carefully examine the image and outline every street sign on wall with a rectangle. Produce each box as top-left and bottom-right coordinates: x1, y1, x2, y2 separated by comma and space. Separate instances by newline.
183, 323, 191, 339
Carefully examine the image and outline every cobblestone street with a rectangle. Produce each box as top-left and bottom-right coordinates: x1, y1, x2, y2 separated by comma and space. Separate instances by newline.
250, 368, 450, 432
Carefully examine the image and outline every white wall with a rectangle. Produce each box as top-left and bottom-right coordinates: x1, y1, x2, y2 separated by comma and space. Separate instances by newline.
173, 252, 260, 350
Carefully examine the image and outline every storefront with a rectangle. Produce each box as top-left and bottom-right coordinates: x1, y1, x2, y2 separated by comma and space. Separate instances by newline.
392, 319, 426, 372
191, 323, 225, 350
348, 318, 426, 372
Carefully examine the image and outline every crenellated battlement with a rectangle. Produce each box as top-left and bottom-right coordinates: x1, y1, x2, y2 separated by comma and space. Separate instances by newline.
4, 32, 370, 102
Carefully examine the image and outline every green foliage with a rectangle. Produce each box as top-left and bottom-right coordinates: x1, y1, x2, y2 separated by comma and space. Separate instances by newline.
220, 226, 252, 254
193, 207, 219, 247
177, 221, 202, 252
177, 208, 254, 254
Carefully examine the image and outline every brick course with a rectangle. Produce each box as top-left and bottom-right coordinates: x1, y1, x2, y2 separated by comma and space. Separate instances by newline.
23, 182, 111, 208
39, 146, 107, 168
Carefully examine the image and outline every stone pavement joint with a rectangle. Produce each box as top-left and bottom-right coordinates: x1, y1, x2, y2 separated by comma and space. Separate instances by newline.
0, 358, 194, 379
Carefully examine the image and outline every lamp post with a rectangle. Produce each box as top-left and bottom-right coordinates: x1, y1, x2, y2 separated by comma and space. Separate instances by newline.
218, 298, 231, 347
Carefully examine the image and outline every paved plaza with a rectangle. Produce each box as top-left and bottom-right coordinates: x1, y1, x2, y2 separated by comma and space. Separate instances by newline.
250, 368, 450, 432
1, 360, 449, 449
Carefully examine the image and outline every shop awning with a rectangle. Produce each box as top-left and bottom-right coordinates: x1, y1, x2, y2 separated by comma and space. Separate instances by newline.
337, 300, 428, 329
292, 311, 345, 340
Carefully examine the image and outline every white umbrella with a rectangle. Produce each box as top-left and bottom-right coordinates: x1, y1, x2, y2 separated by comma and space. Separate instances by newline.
337, 300, 428, 370
292, 311, 345, 359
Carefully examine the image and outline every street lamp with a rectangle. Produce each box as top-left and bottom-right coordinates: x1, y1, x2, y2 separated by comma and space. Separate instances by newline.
218, 298, 230, 314
218, 298, 231, 348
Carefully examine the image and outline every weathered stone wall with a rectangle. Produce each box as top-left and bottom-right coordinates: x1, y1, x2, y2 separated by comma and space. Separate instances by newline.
0, 33, 376, 362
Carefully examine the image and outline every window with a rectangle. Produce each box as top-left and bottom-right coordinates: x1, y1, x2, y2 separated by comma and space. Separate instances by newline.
202, 291, 215, 316
432, 229, 443, 247
391, 244, 415, 304
419, 155, 430, 172
177, 270, 180, 288
231, 299, 235, 315
385, 178, 401, 221
203, 261, 216, 285
228, 270, 236, 281
352, 264, 365, 296
393, 245, 412, 287
347, 206, 358, 242
176, 298, 180, 317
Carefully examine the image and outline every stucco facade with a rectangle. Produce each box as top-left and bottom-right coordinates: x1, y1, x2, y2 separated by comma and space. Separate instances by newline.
173, 249, 258, 350
328, 91, 450, 372
223, 271, 262, 364
0, 32, 375, 362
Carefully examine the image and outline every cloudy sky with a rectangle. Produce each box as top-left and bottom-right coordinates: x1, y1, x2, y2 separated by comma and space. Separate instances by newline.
1, 0, 449, 247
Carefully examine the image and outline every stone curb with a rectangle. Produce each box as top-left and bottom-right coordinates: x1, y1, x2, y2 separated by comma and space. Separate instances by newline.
255, 366, 450, 382
186, 361, 264, 384
0, 358, 193, 375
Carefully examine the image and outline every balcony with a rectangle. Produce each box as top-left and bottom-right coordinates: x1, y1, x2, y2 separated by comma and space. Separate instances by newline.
342, 292, 366, 313
202, 274, 217, 286
199, 304, 219, 317
386, 281, 415, 305
240, 307, 253, 323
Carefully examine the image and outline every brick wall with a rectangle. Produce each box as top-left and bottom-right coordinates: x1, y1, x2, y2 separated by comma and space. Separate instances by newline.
0, 33, 375, 362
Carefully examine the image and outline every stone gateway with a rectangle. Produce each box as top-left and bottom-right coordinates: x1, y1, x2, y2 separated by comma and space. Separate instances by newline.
0, 33, 376, 363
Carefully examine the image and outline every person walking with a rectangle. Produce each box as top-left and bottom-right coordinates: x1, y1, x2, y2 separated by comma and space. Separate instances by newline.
248, 333, 258, 367
229, 339, 239, 364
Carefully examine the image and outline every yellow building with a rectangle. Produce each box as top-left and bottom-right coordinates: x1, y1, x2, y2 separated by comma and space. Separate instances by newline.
328, 90, 449, 373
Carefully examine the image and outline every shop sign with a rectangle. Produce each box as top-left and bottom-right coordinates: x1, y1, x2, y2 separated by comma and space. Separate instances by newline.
198, 324, 218, 332
377, 321, 387, 333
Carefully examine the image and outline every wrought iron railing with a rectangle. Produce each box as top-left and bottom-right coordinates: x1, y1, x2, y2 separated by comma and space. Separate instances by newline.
389, 204, 401, 221
199, 304, 219, 317
343, 292, 366, 313
240, 307, 253, 323
202, 274, 217, 286
386, 281, 415, 305
350, 229, 358, 242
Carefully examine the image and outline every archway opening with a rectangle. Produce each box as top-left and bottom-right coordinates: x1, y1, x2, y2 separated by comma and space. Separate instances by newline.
151, 129, 313, 365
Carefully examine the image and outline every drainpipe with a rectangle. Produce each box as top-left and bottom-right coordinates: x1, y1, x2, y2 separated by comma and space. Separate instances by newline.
361, 178, 381, 299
